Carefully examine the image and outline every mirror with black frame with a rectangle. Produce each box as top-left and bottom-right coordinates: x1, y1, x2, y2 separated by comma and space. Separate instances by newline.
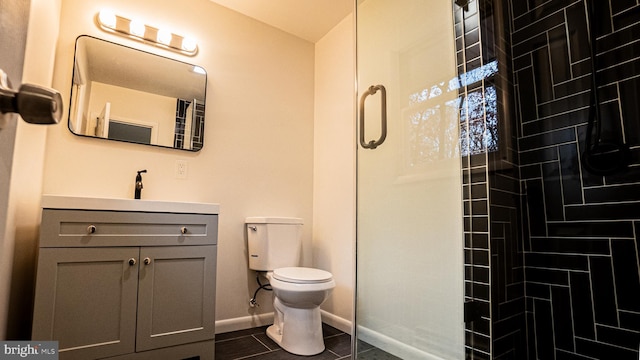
68, 35, 207, 151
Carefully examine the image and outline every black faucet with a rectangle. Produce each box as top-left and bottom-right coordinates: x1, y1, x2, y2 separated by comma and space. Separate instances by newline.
135, 170, 147, 199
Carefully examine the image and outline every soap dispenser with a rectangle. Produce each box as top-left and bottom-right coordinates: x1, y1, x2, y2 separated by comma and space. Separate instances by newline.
135, 170, 147, 199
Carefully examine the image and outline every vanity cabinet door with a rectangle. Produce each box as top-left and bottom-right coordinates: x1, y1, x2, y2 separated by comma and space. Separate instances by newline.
31, 247, 140, 360
135, 245, 217, 352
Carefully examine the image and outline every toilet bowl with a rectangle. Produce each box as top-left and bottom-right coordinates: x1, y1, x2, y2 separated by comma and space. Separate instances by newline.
245, 217, 335, 355
266, 267, 335, 355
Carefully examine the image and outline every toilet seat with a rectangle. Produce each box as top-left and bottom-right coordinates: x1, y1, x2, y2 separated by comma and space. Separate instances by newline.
273, 267, 333, 284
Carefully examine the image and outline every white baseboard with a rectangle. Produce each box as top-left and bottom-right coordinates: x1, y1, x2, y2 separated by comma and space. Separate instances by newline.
321, 310, 352, 335
215, 313, 274, 334
357, 325, 447, 360
215, 311, 352, 336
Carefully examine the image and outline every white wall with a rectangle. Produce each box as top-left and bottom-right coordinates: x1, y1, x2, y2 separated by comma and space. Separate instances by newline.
0, 0, 61, 339
313, 14, 355, 333
43, 0, 316, 328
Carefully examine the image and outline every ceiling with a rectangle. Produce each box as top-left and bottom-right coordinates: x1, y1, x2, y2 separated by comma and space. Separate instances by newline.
208, 0, 353, 43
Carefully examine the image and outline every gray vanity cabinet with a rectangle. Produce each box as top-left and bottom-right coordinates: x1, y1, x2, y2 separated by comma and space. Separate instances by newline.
32, 247, 140, 359
32, 207, 218, 360
135, 245, 216, 352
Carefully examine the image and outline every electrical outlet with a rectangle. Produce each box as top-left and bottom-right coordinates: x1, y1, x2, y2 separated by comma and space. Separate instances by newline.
175, 160, 188, 179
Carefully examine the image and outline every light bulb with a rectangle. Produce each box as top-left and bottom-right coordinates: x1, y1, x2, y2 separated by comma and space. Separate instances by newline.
157, 29, 172, 45
129, 20, 146, 37
181, 37, 197, 52
98, 10, 116, 29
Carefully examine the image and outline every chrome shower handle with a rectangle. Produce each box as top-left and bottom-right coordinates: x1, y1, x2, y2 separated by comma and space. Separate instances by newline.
359, 84, 387, 149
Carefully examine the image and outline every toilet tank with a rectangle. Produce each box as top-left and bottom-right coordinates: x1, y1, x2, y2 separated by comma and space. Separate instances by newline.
246, 217, 303, 271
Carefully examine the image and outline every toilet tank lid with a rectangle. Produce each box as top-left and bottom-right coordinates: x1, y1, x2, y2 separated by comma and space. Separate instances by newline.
245, 217, 303, 224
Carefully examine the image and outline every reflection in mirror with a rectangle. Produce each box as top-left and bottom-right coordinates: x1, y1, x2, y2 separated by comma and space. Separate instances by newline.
68, 35, 207, 151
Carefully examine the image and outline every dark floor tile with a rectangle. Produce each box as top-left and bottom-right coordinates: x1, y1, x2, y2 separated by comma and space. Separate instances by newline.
242, 349, 338, 360
324, 333, 352, 357
254, 332, 280, 351
215, 335, 271, 360
357, 347, 403, 360
216, 326, 269, 341
322, 324, 344, 338
356, 339, 374, 354
215, 324, 353, 360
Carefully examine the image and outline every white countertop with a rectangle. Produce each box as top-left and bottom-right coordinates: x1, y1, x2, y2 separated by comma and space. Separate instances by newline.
41, 195, 220, 215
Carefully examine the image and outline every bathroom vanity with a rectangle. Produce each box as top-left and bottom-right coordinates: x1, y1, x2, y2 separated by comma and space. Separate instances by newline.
31, 196, 219, 360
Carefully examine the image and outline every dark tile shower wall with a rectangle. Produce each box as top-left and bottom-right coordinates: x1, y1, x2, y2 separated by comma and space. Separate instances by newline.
509, 0, 640, 359
457, 0, 492, 357
461, 0, 640, 358
174, 99, 189, 149
486, 2, 529, 359
458, 0, 528, 358
174, 99, 205, 151
192, 102, 205, 150
459, 0, 528, 358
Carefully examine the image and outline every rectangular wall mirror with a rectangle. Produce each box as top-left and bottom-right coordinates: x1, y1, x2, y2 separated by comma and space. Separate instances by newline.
68, 35, 207, 151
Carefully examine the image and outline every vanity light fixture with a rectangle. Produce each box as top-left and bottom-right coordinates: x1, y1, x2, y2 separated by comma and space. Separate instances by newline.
96, 10, 198, 56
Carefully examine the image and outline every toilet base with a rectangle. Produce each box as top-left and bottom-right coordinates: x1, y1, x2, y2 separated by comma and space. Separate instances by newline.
266, 297, 325, 356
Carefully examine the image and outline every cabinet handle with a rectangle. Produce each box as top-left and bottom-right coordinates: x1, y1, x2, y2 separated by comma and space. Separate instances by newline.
87, 225, 96, 234
143, 257, 152, 265
128, 258, 137, 266
180, 227, 188, 234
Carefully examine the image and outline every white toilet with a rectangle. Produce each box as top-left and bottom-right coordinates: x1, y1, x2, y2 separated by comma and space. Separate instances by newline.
246, 217, 335, 356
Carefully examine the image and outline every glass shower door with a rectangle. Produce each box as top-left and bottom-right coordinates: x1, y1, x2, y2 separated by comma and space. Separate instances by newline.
355, 0, 465, 358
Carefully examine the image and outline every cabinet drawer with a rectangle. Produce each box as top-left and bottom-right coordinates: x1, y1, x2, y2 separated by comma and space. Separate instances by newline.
40, 209, 218, 247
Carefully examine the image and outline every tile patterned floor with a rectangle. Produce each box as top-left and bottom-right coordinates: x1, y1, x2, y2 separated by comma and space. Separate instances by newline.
214, 324, 401, 360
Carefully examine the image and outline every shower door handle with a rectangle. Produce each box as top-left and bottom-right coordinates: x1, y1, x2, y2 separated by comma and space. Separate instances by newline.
359, 84, 387, 149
